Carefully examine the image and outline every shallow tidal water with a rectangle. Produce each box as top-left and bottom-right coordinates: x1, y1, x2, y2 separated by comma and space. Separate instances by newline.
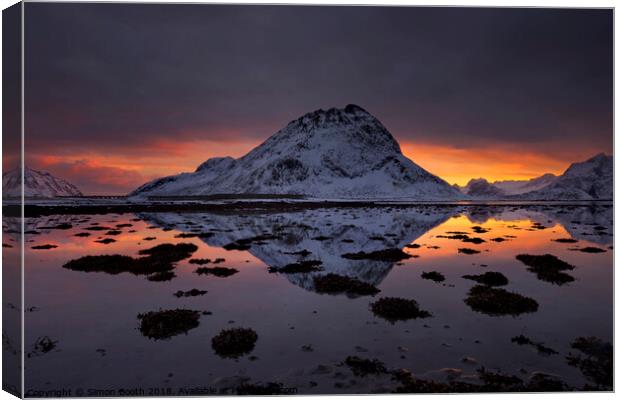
5, 204, 613, 395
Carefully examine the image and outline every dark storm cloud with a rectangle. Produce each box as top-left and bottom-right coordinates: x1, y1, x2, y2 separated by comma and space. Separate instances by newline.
24, 4, 612, 153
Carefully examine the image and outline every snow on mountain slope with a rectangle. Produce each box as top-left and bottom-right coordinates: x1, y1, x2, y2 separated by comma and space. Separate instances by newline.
517, 153, 612, 200
131, 105, 462, 200
2, 167, 83, 198
459, 178, 506, 198
493, 173, 557, 195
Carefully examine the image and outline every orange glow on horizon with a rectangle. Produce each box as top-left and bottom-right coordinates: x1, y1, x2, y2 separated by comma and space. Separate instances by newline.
399, 142, 574, 186
26, 136, 609, 195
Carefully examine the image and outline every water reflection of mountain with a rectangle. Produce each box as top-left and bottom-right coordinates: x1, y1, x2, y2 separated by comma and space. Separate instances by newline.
463, 205, 613, 245
140, 208, 454, 292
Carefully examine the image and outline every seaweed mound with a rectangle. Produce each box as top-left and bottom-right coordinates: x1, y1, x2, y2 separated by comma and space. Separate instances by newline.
462, 271, 508, 286
313, 273, 380, 296
342, 248, 412, 262
137, 243, 198, 263
63, 243, 198, 280
194, 266, 239, 277
566, 336, 612, 388
370, 297, 431, 322
421, 271, 445, 282
211, 328, 258, 358
269, 260, 323, 273
515, 254, 575, 285
458, 248, 480, 255
464, 285, 538, 316
344, 356, 387, 376
137, 309, 201, 340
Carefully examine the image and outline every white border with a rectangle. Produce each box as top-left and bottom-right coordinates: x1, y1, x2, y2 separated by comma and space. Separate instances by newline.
0, 2, 615, 400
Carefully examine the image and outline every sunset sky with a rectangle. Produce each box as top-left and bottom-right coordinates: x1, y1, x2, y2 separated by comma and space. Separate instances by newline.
14, 4, 612, 194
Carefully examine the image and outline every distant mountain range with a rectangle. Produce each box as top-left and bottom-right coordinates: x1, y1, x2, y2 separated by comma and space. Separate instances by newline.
130, 105, 462, 199
456, 153, 612, 200
2, 166, 82, 198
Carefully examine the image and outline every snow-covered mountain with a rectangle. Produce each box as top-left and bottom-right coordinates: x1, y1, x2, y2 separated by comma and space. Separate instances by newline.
518, 153, 613, 200
493, 173, 557, 195
456, 174, 558, 198
2, 167, 83, 198
130, 105, 461, 200
459, 178, 506, 198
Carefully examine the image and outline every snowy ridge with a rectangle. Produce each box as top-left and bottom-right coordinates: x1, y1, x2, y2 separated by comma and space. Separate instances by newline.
517, 153, 613, 200
2, 167, 83, 198
493, 173, 557, 195
131, 105, 462, 200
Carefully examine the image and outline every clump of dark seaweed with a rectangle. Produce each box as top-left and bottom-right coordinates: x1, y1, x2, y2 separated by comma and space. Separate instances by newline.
437, 234, 470, 240
421, 271, 445, 282
63, 255, 140, 275
531, 222, 547, 230
464, 285, 538, 316
27, 336, 58, 358
137, 243, 198, 263
476, 367, 523, 390
95, 238, 116, 244
370, 297, 431, 322
344, 356, 387, 376
211, 328, 258, 358
573, 247, 606, 253
566, 336, 612, 388
147, 271, 176, 282
313, 273, 380, 296
269, 260, 323, 273
458, 248, 480, 255
515, 254, 575, 285
189, 258, 211, 265
223, 241, 251, 251
38, 223, 72, 230
137, 309, 201, 340
174, 289, 208, 298
511, 335, 558, 355
471, 226, 489, 234
462, 237, 486, 244
342, 248, 412, 262
553, 238, 578, 243
462, 271, 508, 286
62, 243, 197, 279
31, 244, 57, 250
194, 266, 239, 277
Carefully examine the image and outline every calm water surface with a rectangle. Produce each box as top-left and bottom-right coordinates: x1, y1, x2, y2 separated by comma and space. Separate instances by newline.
6, 205, 612, 394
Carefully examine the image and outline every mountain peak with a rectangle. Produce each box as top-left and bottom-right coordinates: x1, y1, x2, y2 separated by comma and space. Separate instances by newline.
3, 166, 82, 198
131, 105, 461, 199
